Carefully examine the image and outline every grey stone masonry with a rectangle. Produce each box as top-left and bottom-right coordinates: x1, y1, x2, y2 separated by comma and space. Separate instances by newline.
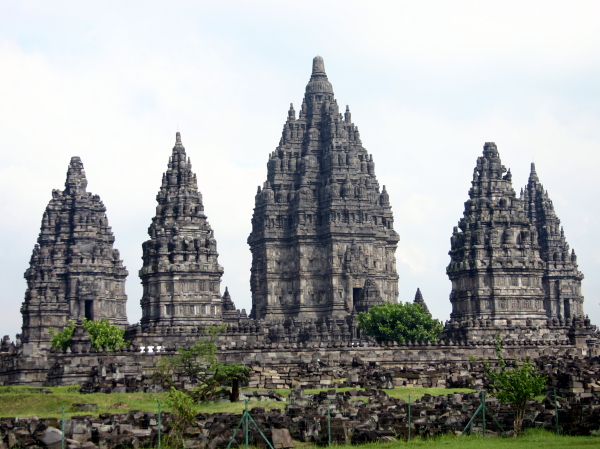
443, 143, 596, 343
446, 143, 549, 335
139, 132, 225, 331
521, 163, 585, 322
413, 288, 430, 315
21, 157, 128, 349
248, 56, 399, 322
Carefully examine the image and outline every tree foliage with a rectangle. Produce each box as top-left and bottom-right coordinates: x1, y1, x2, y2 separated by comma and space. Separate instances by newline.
83, 318, 128, 350
49, 318, 127, 351
153, 325, 250, 403
480, 333, 547, 435
48, 320, 76, 351
163, 387, 200, 446
357, 302, 443, 343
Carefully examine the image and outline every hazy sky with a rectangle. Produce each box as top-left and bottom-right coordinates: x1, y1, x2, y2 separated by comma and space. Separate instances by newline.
1, 1, 600, 339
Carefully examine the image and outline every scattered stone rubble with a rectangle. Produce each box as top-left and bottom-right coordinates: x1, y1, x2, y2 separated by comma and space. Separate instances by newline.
1, 386, 599, 449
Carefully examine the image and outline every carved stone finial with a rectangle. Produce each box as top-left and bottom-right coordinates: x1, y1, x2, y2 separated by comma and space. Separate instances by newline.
64, 156, 88, 195
312, 56, 326, 75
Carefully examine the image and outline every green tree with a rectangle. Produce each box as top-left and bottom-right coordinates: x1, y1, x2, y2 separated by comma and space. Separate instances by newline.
480, 333, 547, 436
163, 387, 200, 447
357, 302, 443, 344
48, 318, 127, 351
153, 325, 250, 403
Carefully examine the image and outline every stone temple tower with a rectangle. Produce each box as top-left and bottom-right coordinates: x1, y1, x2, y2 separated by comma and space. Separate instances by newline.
139, 132, 225, 331
248, 56, 399, 322
521, 163, 585, 321
445, 143, 548, 338
21, 157, 128, 348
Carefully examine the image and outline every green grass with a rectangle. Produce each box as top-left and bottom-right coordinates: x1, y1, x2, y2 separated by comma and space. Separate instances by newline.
0, 385, 473, 419
0, 385, 165, 418
383, 386, 475, 402
298, 429, 599, 448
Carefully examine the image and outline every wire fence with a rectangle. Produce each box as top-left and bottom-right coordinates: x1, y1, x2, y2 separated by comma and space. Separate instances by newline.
219, 389, 597, 448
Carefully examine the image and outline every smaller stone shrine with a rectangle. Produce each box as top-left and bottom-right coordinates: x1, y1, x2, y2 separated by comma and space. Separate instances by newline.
138, 132, 230, 333
413, 288, 430, 315
20, 157, 128, 350
443, 143, 596, 343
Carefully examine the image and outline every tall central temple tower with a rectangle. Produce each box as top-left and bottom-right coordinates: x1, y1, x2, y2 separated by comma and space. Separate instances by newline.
248, 57, 399, 321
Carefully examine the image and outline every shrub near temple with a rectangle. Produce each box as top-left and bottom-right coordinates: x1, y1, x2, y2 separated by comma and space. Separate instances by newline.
478, 333, 548, 436
49, 318, 127, 351
153, 325, 250, 403
357, 302, 443, 344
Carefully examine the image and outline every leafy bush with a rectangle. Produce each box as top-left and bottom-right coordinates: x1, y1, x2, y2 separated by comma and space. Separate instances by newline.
164, 387, 200, 446
153, 325, 249, 403
357, 302, 443, 343
49, 318, 127, 351
83, 318, 127, 350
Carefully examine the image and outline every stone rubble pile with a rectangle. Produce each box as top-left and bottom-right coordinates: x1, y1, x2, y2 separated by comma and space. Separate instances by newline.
1, 388, 600, 449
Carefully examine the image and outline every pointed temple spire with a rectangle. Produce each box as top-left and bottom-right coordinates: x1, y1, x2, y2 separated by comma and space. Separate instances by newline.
413, 288, 430, 316
21, 157, 128, 348
521, 162, 585, 321
248, 56, 399, 322
139, 132, 227, 332
64, 156, 88, 196
221, 286, 237, 312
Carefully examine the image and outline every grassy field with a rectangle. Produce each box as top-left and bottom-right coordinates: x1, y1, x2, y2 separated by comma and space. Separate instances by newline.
296, 429, 599, 448
0, 385, 475, 418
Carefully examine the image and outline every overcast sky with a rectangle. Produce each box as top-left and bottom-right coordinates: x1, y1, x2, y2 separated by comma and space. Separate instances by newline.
1, 1, 600, 339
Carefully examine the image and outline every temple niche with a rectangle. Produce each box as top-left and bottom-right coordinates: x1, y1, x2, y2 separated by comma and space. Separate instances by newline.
139, 132, 231, 332
21, 157, 128, 349
248, 56, 400, 322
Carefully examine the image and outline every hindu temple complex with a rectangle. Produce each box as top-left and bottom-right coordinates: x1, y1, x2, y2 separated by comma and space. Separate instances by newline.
0, 57, 597, 387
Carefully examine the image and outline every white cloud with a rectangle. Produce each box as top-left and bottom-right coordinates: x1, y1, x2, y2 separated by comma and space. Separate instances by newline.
1, 1, 599, 338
